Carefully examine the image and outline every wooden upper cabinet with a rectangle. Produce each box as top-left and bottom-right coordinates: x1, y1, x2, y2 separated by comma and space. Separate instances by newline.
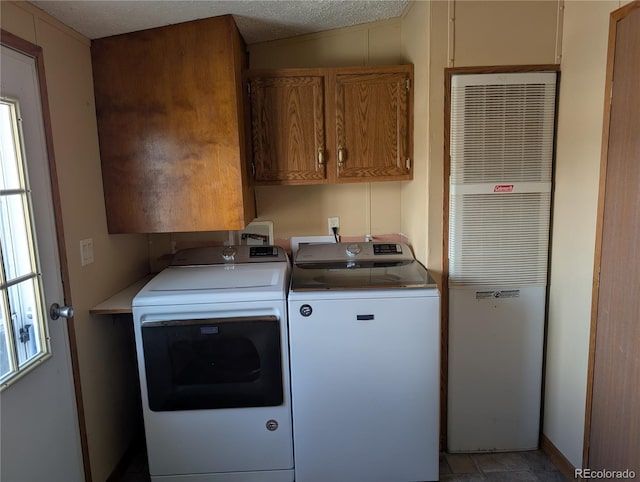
91, 15, 255, 233
334, 66, 413, 182
246, 65, 413, 185
248, 71, 327, 184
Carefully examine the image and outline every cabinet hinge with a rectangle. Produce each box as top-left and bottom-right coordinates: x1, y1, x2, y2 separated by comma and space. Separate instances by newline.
247, 82, 251, 96
406, 78, 410, 90
251, 162, 256, 178
405, 158, 411, 171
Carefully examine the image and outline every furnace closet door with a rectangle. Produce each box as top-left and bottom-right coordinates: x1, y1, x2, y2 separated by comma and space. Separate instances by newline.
587, 2, 640, 472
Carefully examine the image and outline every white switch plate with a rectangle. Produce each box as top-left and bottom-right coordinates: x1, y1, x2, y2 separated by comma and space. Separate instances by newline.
80, 238, 94, 266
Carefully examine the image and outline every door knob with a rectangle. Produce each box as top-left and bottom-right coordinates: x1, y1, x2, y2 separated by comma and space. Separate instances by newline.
50, 303, 74, 320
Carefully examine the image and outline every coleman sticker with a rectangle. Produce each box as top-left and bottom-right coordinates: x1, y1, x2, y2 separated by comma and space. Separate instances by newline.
494, 184, 514, 193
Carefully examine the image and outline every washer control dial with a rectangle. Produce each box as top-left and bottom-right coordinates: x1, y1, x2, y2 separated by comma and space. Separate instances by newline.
346, 244, 361, 257
222, 246, 237, 261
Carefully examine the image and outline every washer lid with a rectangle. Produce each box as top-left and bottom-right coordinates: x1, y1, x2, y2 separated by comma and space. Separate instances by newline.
133, 262, 289, 306
291, 242, 436, 291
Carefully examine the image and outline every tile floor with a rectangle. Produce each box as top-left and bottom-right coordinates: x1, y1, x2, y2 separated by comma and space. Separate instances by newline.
115, 445, 567, 481
440, 451, 567, 481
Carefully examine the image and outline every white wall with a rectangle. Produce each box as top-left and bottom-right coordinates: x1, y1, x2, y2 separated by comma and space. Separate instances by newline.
544, 0, 626, 468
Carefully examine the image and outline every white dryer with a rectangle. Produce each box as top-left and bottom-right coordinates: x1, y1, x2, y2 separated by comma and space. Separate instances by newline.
132, 246, 294, 482
287, 242, 440, 482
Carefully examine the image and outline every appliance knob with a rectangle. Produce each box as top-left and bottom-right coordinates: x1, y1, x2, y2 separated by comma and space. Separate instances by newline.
300, 304, 313, 317
346, 243, 361, 256
222, 246, 237, 261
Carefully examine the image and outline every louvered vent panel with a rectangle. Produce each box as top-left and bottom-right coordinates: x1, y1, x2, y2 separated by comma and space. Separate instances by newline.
448, 72, 556, 288
450, 73, 556, 184
449, 193, 551, 287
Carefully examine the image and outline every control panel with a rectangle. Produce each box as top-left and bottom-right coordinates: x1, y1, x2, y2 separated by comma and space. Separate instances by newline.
171, 245, 286, 266
250, 246, 279, 258
373, 244, 403, 255
295, 242, 413, 264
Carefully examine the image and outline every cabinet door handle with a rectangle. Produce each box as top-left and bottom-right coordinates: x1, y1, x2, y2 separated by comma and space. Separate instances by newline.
317, 148, 325, 170
337, 146, 345, 168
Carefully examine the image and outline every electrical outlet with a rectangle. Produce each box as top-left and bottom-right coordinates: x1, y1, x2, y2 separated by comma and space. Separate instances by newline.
327, 216, 340, 235
80, 238, 94, 266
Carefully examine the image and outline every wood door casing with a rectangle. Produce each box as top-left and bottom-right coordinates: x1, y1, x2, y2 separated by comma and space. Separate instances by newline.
586, 1, 640, 472
334, 68, 413, 181
249, 73, 326, 184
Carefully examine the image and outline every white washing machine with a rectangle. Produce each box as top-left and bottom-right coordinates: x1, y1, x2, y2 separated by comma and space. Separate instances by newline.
287, 242, 440, 482
132, 246, 294, 482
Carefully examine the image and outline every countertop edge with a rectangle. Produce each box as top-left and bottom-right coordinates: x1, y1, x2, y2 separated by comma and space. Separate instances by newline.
90, 274, 155, 316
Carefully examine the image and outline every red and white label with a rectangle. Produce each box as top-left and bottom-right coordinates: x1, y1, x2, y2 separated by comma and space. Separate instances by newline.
493, 184, 514, 193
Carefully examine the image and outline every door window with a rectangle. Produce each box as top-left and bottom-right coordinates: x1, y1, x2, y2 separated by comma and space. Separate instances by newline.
0, 97, 50, 388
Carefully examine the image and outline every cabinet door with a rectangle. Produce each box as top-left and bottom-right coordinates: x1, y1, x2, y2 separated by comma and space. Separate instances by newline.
91, 16, 254, 233
249, 75, 326, 184
334, 69, 412, 181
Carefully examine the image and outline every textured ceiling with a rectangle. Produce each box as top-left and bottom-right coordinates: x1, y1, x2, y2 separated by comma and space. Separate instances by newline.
32, 1, 409, 44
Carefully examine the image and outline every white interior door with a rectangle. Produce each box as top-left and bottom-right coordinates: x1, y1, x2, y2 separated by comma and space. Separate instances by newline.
1, 43, 84, 481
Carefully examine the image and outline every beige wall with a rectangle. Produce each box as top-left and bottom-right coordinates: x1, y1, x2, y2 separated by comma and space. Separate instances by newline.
426, 0, 450, 272
544, 0, 626, 468
249, 18, 403, 69
453, 1, 560, 67
248, 20, 408, 244
399, 1, 430, 264
1, 2, 150, 481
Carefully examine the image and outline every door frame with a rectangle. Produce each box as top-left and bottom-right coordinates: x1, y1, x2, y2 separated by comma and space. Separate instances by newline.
0, 29, 91, 482
583, 0, 640, 467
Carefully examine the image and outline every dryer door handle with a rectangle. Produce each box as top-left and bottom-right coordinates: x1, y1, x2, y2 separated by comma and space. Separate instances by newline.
356, 314, 375, 321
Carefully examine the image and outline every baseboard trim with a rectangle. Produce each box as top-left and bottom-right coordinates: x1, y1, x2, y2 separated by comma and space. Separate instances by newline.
541, 433, 577, 481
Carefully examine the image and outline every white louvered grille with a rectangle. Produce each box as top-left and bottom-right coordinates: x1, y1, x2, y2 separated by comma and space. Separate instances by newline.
448, 72, 557, 288
450, 73, 556, 184
448, 193, 551, 287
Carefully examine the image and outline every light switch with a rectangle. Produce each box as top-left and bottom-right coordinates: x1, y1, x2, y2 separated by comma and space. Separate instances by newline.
80, 238, 94, 266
